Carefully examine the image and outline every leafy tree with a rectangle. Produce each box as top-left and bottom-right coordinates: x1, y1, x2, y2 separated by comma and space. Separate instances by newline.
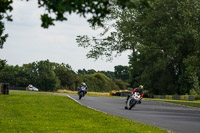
36, 0, 146, 28
77, 69, 88, 75
83, 72, 119, 92
77, 69, 87, 75
114, 65, 130, 82
182, 56, 200, 94
77, 0, 200, 95
77, 69, 129, 91
0, 64, 28, 87
21, 62, 40, 87
0, 59, 6, 71
78, 69, 115, 79
0, 61, 130, 92
35, 60, 60, 91
0, 65, 17, 85
0, 0, 151, 75
128, 0, 200, 94
0, 0, 150, 48
114, 79, 129, 90
77, 69, 96, 75
0, 60, 62, 91
78, 69, 98, 75
87, 69, 96, 75
0, 0, 13, 69
0, 0, 12, 48
99, 70, 115, 80
0, 60, 80, 91
53, 63, 77, 90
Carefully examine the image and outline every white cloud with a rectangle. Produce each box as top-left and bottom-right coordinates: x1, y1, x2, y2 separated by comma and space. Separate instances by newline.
0, 0, 130, 72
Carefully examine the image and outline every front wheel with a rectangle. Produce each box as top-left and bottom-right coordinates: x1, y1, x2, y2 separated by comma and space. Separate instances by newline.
127, 98, 136, 110
79, 92, 83, 100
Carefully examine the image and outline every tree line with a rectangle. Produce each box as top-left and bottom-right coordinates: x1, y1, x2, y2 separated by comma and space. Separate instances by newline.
0, 60, 129, 92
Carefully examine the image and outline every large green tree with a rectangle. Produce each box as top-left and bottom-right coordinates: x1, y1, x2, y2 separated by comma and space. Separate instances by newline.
77, 0, 200, 95
114, 65, 130, 82
53, 63, 77, 90
129, 0, 200, 94
36, 60, 61, 91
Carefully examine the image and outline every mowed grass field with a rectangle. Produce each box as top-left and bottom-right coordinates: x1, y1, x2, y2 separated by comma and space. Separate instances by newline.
0, 91, 168, 133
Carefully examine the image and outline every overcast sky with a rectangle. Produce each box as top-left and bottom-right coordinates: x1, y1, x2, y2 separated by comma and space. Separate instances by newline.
0, 0, 130, 72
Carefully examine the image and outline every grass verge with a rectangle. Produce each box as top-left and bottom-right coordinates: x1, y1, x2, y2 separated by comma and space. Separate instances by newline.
0, 92, 168, 133
145, 98, 200, 108
57, 89, 110, 97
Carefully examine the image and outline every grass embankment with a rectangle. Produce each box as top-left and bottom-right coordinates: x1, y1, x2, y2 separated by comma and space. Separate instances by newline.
145, 98, 200, 108
0, 92, 168, 133
57, 89, 110, 97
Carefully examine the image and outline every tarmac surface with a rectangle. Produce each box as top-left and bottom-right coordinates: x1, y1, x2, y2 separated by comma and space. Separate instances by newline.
68, 95, 200, 133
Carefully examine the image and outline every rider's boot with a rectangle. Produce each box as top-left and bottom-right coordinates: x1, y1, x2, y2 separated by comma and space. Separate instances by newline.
138, 99, 142, 104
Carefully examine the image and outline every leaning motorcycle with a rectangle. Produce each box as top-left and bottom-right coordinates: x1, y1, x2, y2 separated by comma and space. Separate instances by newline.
125, 92, 141, 110
78, 86, 87, 100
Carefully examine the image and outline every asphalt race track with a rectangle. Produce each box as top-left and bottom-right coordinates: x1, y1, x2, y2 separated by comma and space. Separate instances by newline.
68, 95, 200, 133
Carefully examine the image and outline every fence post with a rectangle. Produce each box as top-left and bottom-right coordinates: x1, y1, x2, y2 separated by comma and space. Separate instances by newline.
0, 83, 9, 95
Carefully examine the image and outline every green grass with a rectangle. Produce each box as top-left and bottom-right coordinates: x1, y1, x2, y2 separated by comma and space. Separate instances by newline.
57, 90, 112, 97
162, 100, 200, 108
145, 98, 200, 108
0, 92, 168, 133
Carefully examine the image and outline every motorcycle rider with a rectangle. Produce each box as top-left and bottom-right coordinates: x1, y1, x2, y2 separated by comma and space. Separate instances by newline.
78, 82, 88, 95
126, 85, 144, 104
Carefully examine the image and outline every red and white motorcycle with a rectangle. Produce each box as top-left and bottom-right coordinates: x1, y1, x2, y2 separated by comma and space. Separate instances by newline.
125, 92, 141, 110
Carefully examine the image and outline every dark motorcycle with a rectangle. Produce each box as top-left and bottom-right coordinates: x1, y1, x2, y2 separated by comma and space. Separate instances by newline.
78, 86, 87, 100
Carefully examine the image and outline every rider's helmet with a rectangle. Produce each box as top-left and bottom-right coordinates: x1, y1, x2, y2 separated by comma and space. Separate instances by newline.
138, 85, 143, 90
81, 82, 86, 86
